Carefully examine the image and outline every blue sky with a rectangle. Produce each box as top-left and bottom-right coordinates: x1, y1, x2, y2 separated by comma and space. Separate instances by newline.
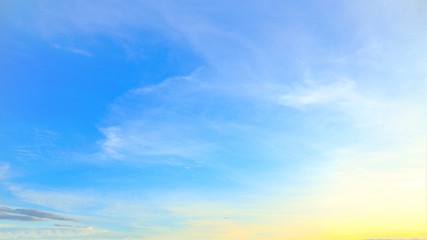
0, 1, 426, 239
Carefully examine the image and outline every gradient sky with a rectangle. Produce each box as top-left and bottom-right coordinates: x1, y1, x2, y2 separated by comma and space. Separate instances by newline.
0, 0, 426, 239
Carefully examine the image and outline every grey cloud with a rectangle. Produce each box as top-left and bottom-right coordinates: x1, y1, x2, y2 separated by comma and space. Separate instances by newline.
0, 212, 42, 222
54, 224, 72, 227
54, 223, 92, 229
0, 206, 78, 222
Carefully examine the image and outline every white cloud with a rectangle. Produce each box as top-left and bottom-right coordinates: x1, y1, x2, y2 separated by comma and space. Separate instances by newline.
98, 122, 213, 163
7, 185, 98, 212
0, 162, 10, 180
0, 227, 102, 239
276, 78, 356, 107
53, 44, 92, 57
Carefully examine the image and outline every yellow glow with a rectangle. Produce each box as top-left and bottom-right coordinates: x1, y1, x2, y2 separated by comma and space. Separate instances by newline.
145, 140, 426, 240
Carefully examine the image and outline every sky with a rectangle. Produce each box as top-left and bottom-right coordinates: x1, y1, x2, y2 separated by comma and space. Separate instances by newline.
0, 0, 426, 239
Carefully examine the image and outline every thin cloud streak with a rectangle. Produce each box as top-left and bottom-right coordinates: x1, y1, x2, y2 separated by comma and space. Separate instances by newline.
0, 213, 42, 222
0, 206, 78, 222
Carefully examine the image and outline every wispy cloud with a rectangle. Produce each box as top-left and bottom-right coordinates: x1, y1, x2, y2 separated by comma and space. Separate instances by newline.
0, 213, 42, 222
0, 206, 78, 222
0, 162, 10, 179
11, 129, 72, 164
276, 78, 356, 108
54, 223, 91, 229
97, 69, 218, 164
53, 44, 92, 57
7, 184, 97, 212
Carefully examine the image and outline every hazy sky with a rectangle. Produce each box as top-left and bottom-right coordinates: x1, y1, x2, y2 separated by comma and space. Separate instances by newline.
0, 0, 426, 239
